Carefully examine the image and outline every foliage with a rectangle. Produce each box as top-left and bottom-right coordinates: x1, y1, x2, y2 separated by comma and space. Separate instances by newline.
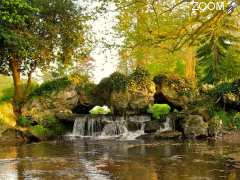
233, 113, 240, 129
213, 111, 235, 129
68, 73, 90, 87
0, 0, 93, 108
30, 115, 65, 138
147, 104, 171, 120
30, 125, 51, 138
128, 67, 152, 92
30, 77, 71, 97
19, 115, 31, 127
89, 106, 111, 115
0, 75, 14, 103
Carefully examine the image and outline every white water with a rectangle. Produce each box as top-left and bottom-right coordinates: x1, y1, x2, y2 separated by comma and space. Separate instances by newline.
72, 115, 174, 140
159, 117, 172, 133
72, 115, 150, 140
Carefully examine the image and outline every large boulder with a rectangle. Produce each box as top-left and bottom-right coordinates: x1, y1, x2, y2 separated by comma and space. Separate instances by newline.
22, 85, 78, 122
110, 91, 129, 114
182, 115, 208, 138
153, 75, 192, 110
144, 121, 161, 133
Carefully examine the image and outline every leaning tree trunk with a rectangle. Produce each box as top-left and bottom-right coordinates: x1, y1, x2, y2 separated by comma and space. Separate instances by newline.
10, 58, 22, 118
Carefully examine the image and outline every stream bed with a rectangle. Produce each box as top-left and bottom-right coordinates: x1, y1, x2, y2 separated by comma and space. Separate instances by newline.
1, 138, 240, 179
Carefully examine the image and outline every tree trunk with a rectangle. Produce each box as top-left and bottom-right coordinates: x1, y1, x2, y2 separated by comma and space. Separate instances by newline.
27, 71, 32, 88
10, 58, 22, 117
185, 46, 196, 87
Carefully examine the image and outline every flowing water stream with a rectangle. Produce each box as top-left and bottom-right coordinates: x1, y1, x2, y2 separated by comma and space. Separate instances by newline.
1, 116, 240, 179
1, 139, 240, 179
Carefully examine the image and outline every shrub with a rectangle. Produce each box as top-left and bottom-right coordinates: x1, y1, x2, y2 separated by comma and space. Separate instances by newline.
89, 105, 111, 115
147, 104, 171, 120
19, 115, 31, 127
233, 112, 240, 129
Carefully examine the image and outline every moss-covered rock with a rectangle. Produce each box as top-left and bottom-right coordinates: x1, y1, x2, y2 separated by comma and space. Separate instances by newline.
182, 115, 208, 138
153, 75, 192, 110
22, 85, 78, 122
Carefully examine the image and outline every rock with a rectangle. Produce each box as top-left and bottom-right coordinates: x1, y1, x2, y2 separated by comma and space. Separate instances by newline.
110, 91, 128, 114
55, 111, 78, 122
22, 85, 79, 122
154, 131, 182, 139
183, 115, 208, 138
153, 75, 192, 110
192, 108, 211, 122
144, 121, 161, 133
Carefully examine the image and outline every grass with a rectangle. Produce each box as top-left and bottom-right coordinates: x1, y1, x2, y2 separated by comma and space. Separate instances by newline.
0, 75, 14, 103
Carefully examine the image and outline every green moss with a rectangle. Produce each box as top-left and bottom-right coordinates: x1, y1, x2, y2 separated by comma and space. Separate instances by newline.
30, 77, 71, 97
148, 104, 171, 120
89, 105, 111, 115
19, 115, 31, 127
30, 125, 51, 138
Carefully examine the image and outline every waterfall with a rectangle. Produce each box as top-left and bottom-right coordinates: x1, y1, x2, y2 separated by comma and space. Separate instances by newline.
101, 120, 128, 137
159, 117, 172, 133
72, 116, 103, 136
72, 115, 150, 140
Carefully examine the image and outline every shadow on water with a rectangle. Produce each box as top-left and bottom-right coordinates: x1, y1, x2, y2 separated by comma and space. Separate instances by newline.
0, 138, 240, 179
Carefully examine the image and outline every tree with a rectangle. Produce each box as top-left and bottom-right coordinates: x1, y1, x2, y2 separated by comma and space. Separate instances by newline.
0, 0, 38, 106
0, 0, 93, 116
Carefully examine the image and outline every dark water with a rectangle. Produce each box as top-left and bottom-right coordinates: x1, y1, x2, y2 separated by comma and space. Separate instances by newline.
1, 138, 240, 180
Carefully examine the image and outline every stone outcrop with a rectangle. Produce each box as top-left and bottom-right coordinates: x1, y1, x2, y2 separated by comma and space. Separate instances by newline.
182, 115, 208, 138
22, 85, 78, 122
110, 82, 155, 114
153, 75, 192, 110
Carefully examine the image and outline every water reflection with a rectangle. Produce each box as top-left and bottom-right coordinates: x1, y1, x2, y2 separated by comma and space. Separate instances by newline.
0, 139, 240, 179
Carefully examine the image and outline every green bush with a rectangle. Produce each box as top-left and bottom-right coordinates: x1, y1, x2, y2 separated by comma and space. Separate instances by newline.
233, 112, 240, 129
19, 115, 32, 127
30, 77, 71, 97
89, 105, 111, 115
147, 104, 171, 120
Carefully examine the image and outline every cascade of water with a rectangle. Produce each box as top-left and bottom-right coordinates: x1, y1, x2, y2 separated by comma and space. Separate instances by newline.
72, 116, 104, 136
101, 120, 128, 137
72, 115, 151, 140
72, 116, 87, 136
159, 117, 173, 133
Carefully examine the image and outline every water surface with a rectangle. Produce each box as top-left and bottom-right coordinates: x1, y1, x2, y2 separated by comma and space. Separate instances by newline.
0, 138, 240, 180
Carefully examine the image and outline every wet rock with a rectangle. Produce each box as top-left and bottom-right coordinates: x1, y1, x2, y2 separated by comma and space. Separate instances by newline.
56, 112, 78, 122
144, 121, 161, 133
154, 131, 182, 139
183, 115, 208, 138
